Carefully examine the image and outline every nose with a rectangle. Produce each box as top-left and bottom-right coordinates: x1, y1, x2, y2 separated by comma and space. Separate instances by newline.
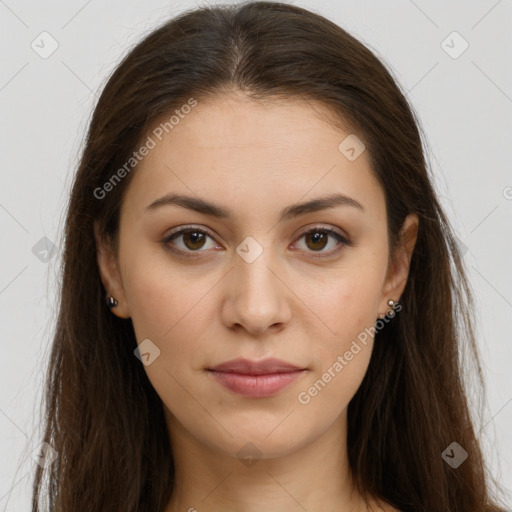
221, 248, 292, 336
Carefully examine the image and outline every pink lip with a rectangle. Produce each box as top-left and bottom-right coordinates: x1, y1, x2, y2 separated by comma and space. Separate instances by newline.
208, 371, 305, 397
208, 357, 304, 374
207, 358, 307, 398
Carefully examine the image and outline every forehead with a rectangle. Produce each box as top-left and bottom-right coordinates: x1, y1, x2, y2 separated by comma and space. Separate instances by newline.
162, 92, 352, 152
121, 92, 385, 224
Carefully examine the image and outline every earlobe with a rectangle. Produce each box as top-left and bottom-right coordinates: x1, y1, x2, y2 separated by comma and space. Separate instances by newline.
93, 220, 131, 319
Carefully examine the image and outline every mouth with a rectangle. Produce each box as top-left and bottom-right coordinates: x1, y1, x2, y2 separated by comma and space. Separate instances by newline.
206, 358, 308, 398
206, 369, 307, 397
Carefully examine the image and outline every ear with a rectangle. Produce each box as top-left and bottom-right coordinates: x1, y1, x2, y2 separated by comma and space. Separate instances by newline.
378, 213, 419, 317
93, 220, 131, 319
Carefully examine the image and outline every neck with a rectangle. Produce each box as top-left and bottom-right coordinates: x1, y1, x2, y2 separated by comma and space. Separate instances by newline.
163, 407, 375, 512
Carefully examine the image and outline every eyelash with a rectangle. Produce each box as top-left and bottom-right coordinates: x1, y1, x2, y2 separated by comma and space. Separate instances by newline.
162, 224, 353, 259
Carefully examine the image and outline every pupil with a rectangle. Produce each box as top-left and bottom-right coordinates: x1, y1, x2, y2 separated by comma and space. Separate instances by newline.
185, 231, 205, 249
308, 231, 327, 250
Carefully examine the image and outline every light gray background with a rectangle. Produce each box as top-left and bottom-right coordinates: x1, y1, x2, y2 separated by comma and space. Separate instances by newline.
0, 0, 511, 509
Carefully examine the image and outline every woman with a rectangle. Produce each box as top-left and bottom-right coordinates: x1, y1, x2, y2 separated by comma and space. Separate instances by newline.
31, 1, 509, 511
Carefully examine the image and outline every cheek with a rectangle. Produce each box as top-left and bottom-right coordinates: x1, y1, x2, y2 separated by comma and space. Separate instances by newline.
122, 242, 206, 337
296, 265, 382, 401
295, 280, 378, 417
313, 266, 383, 345
124, 261, 212, 417
296, 344, 372, 429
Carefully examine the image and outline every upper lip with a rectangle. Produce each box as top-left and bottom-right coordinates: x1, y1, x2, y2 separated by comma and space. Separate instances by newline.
208, 358, 305, 375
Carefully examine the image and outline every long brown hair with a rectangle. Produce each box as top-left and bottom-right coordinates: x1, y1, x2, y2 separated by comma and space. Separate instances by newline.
31, 2, 509, 510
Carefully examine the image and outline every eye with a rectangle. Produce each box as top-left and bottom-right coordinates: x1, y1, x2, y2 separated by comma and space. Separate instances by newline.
292, 225, 352, 258
162, 224, 352, 258
162, 226, 219, 256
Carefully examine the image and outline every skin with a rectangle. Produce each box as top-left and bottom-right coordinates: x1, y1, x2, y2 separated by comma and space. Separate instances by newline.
95, 90, 418, 512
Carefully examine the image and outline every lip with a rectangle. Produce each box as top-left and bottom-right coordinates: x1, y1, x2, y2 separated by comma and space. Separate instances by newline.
208, 357, 305, 374
206, 358, 307, 398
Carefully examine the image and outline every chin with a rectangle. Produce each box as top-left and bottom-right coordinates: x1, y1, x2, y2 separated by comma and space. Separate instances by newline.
207, 420, 316, 460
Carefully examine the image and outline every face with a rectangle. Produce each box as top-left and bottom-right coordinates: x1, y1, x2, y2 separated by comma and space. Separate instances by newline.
96, 91, 417, 460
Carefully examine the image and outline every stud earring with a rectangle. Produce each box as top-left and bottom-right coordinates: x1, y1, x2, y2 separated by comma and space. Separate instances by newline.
106, 296, 118, 308
386, 299, 396, 317
377, 299, 397, 320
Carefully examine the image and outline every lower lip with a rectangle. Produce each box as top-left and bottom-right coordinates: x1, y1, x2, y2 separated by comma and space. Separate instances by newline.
207, 370, 306, 397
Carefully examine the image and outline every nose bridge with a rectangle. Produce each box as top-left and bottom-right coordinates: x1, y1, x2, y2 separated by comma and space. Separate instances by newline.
235, 235, 280, 305
224, 234, 291, 332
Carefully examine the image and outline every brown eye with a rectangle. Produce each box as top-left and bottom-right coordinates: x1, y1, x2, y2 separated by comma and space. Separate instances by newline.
181, 230, 208, 250
163, 227, 218, 255
294, 226, 351, 257
304, 230, 329, 251
163, 224, 352, 259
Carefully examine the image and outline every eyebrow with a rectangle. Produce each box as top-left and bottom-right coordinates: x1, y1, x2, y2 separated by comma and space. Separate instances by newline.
145, 192, 364, 221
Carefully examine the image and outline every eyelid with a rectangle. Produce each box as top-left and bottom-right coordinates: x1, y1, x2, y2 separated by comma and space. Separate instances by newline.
294, 223, 351, 245
162, 224, 221, 256
162, 223, 352, 257
291, 224, 352, 258
164, 224, 219, 244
